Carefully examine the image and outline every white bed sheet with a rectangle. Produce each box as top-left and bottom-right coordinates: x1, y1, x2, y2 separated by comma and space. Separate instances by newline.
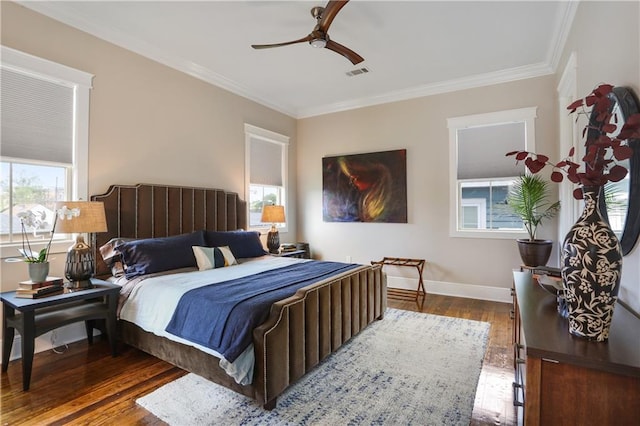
119, 255, 308, 385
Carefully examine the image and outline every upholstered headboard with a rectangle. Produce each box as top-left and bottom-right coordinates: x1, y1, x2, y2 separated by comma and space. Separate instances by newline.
90, 183, 247, 278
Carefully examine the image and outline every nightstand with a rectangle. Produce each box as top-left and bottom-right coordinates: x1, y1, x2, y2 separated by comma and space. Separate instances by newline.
1, 279, 120, 390
272, 249, 307, 259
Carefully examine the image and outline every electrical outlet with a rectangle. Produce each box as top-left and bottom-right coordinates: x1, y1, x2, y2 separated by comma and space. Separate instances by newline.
346, 256, 352, 263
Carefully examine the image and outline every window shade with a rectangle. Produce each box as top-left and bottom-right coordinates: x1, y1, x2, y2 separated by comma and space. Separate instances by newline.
1, 68, 73, 164
457, 122, 525, 180
250, 137, 283, 186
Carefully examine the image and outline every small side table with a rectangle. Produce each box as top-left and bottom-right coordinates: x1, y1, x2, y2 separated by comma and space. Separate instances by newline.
371, 257, 426, 309
1, 279, 120, 391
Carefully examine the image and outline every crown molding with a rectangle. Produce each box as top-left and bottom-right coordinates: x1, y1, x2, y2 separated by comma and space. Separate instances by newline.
546, 0, 580, 73
297, 62, 554, 118
19, 1, 576, 120
17, 1, 298, 118
298, 0, 578, 118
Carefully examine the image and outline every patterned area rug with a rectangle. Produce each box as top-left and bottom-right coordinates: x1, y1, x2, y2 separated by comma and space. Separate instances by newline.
137, 308, 490, 425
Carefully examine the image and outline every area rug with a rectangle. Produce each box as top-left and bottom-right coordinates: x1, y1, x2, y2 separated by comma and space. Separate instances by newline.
136, 308, 490, 425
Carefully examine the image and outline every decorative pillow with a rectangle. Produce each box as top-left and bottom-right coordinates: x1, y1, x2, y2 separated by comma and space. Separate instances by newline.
205, 230, 267, 259
116, 231, 206, 279
99, 237, 136, 278
192, 246, 237, 271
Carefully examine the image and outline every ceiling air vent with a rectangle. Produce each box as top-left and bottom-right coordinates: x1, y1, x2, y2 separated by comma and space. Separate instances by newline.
346, 67, 369, 77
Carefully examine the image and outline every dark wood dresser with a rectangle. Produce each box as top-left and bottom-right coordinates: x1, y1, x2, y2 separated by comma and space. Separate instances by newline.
512, 271, 640, 425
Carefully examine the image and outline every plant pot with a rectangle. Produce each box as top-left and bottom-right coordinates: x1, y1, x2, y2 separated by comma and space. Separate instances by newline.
517, 239, 553, 267
561, 186, 621, 341
28, 262, 50, 283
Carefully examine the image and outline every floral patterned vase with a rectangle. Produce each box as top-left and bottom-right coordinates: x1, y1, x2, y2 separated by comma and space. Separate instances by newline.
561, 186, 622, 341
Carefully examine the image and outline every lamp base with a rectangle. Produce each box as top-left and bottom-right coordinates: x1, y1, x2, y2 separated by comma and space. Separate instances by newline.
67, 279, 93, 290
267, 227, 280, 254
65, 235, 95, 289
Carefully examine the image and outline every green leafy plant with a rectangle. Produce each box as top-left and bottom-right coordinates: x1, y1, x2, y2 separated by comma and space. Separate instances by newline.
507, 175, 560, 241
17, 210, 57, 263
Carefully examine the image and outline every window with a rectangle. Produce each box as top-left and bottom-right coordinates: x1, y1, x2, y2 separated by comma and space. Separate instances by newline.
1, 46, 93, 257
244, 124, 289, 230
460, 179, 522, 230
448, 107, 537, 238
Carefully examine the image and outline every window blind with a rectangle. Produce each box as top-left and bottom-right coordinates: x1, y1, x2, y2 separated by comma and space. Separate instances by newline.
250, 137, 283, 186
1, 68, 73, 164
457, 122, 525, 180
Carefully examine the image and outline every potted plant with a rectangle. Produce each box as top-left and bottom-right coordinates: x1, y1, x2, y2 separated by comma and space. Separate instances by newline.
507, 83, 640, 341
507, 174, 560, 267
17, 209, 57, 282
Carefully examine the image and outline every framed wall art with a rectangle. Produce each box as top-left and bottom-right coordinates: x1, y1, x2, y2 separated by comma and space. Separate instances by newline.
322, 149, 407, 223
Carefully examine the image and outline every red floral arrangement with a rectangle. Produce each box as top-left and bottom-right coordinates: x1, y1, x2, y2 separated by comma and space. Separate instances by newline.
507, 84, 640, 199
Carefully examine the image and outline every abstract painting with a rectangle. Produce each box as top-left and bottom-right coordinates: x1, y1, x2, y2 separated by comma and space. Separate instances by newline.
322, 149, 407, 223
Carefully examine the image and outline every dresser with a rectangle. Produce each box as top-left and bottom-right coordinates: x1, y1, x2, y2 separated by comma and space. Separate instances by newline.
512, 271, 640, 425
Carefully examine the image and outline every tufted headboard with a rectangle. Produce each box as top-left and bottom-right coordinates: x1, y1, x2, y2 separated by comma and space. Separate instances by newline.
90, 183, 247, 278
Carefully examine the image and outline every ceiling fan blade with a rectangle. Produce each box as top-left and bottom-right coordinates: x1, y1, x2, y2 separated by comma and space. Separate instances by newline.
251, 35, 313, 49
319, 0, 350, 32
325, 39, 364, 65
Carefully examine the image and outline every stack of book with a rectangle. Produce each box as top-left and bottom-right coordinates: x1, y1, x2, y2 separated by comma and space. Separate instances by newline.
280, 244, 297, 253
15, 277, 65, 299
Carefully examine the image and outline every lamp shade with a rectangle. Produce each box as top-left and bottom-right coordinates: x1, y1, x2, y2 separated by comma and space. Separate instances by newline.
55, 201, 108, 233
261, 205, 286, 224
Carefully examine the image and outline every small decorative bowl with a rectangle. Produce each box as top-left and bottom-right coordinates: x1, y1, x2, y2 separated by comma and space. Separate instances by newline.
537, 274, 569, 319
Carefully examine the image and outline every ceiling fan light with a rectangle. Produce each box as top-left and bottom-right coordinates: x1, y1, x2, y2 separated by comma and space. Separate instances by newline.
310, 38, 327, 48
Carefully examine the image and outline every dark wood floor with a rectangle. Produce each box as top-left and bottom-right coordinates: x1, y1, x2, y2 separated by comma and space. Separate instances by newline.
0, 294, 516, 425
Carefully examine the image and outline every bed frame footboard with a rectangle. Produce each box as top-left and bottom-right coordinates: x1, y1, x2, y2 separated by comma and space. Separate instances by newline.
253, 264, 386, 407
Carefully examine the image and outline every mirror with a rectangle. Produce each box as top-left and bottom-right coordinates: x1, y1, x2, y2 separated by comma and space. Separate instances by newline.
593, 87, 640, 256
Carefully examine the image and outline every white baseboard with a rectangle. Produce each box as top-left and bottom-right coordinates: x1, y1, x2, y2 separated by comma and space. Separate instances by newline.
387, 276, 512, 304
0, 323, 99, 363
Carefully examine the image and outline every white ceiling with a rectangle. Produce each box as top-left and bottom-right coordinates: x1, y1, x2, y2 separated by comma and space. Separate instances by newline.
19, 1, 577, 118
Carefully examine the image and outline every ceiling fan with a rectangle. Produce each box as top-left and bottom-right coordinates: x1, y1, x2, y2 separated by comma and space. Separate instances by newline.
251, 0, 364, 65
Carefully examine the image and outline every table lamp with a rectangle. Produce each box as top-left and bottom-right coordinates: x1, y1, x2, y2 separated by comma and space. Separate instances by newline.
55, 201, 107, 289
261, 205, 285, 254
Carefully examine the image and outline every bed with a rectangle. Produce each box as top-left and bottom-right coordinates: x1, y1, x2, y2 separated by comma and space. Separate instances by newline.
90, 183, 386, 409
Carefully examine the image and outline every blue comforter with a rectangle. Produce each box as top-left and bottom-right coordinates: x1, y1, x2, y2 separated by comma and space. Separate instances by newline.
165, 261, 359, 362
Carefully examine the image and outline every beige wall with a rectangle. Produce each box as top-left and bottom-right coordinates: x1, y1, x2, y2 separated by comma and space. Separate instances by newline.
2, 2, 638, 310
297, 1, 639, 309
297, 76, 559, 295
0, 2, 297, 287
557, 0, 640, 313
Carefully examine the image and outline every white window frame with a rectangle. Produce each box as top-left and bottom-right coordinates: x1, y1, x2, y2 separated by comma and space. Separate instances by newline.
1, 46, 93, 259
448, 107, 537, 239
244, 123, 289, 232
556, 51, 580, 243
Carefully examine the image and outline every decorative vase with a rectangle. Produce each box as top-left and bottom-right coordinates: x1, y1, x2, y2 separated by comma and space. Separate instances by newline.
28, 261, 50, 283
561, 186, 622, 341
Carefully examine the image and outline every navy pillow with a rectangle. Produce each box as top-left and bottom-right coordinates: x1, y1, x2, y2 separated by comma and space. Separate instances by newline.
205, 230, 267, 259
116, 231, 206, 279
